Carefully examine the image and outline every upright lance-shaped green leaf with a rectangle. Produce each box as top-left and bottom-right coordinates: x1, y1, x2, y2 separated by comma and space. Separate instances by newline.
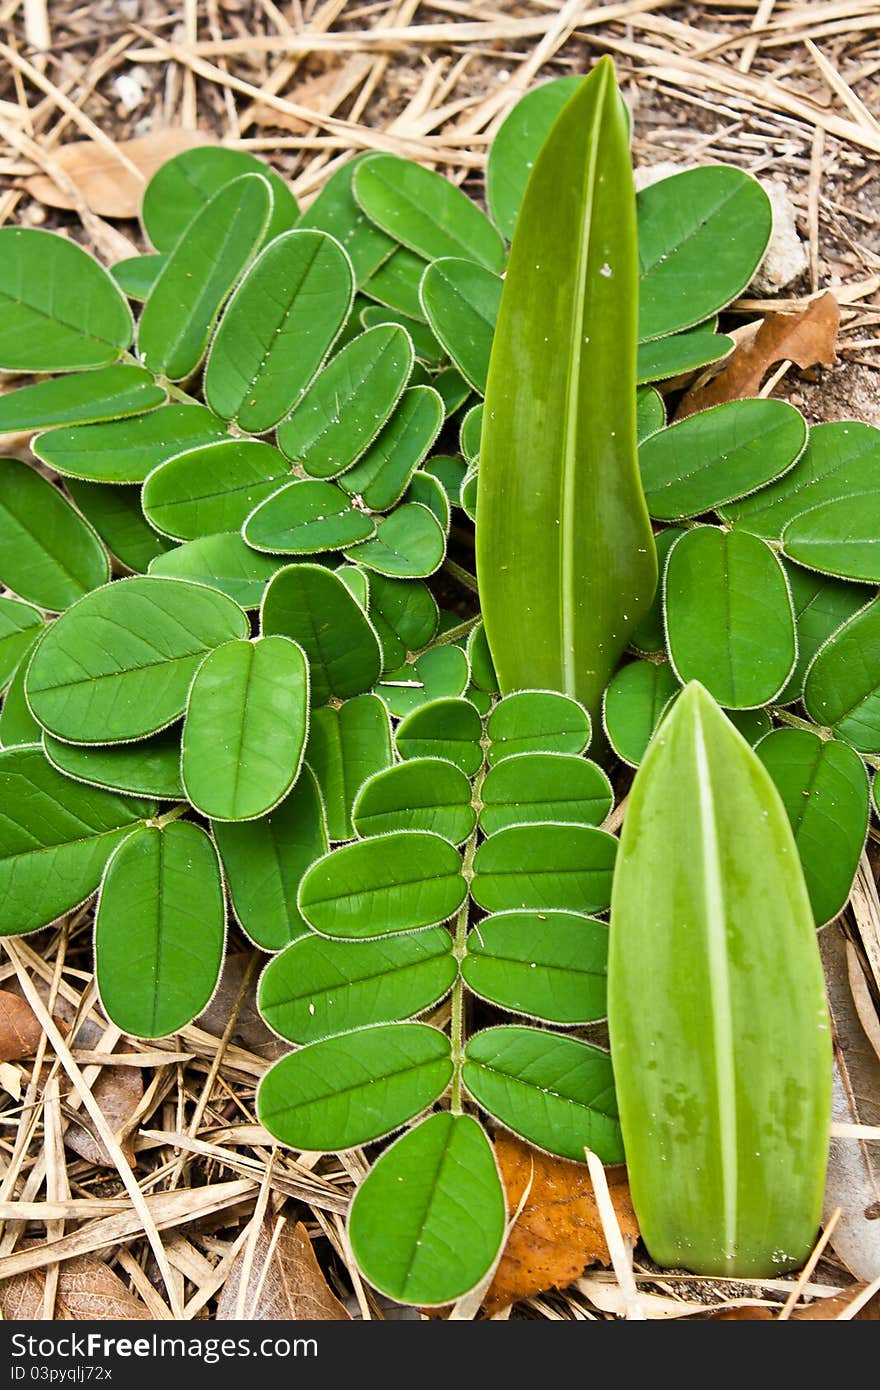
608, 683, 832, 1276
476, 61, 656, 726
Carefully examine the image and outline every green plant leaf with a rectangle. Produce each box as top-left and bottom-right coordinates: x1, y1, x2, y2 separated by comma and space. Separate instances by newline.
471, 823, 616, 913
460, 403, 483, 464
636, 386, 665, 443
460, 468, 478, 520
630, 527, 684, 655
609, 682, 831, 1274
479, 752, 612, 834
261, 563, 382, 705
377, 645, 470, 718
366, 572, 438, 669
212, 765, 327, 951
277, 324, 413, 478
353, 757, 475, 844
639, 399, 807, 521
363, 246, 429, 320
467, 622, 499, 694
0, 659, 40, 746
721, 420, 880, 539
726, 707, 772, 745
0, 457, 109, 610
0, 596, 43, 691
143, 438, 290, 542
637, 167, 772, 341
306, 694, 392, 840
300, 830, 465, 939
95, 820, 225, 1038
35, 403, 228, 484
486, 689, 590, 764
66, 480, 175, 573
142, 146, 297, 252
138, 174, 272, 381
26, 575, 249, 743
782, 493, 880, 582
243, 478, 375, 554
462, 910, 608, 1025
665, 527, 795, 708
148, 532, 283, 607
0, 366, 165, 432
339, 386, 444, 511
111, 252, 166, 301
0, 228, 132, 371
43, 726, 183, 800
181, 636, 309, 821
755, 728, 868, 926
487, 75, 582, 240
636, 328, 733, 385
803, 597, 880, 752
406, 471, 450, 537
348, 1112, 506, 1306
422, 455, 467, 510
603, 658, 681, 767
463, 1025, 623, 1163
205, 229, 353, 432
360, 305, 444, 365
354, 154, 505, 272
346, 503, 445, 579
259, 927, 456, 1044
777, 561, 866, 704
257, 1022, 453, 1150
420, 258, 502, 393
395, 697, 483, 776
476, 61, 656, 724
0, 745, 153, 935
298, 156, 395, 285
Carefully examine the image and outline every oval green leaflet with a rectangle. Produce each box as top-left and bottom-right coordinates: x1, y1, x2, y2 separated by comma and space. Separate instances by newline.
472, 823, 617, 914
43, 726, 184, 801
395, 697, 483, 776
0, 228, 133, 372
803, 596, 880, 752
181, 636, 309, 821
348, 1113, 506, 1307
0, 457, 109, 611
755, 728, 868, 927
258, 927, 457, 1044
665, 527, 796, 708
782, 493, 880, 583
486, 689, 590, 764
366, 571, 438, 670
112, 252, 165, 301
0, 660, 40, 747
636, 328, 733, 386
205, 229, 354, 433
486, 75, 582, 240
353, 757, 476, 844
479, 752, 613, 834
363, 245, 428, 321
345, 503, 446, 579
603, 658, 681, 767
630, 527, 684, 655
0, 365, 165, 432
257, 1022, 453, 1151
376, 645, 470, 719
142, 146, 298, 253
306, 694, 392, 842
777, 562, 867, 705
34, 403, 228, 485
462, 910, 608, 1026
66, 480, 175, 575
149, 532, 284, 609
477, 61, 656, 725
0, 596, 43, 691
339, 386, 444, 512
0, 745, 153, 936
95, 820, 226, 1038
260, 564, 382, 707
142, 438, 290, 541
419, 258, 503, 393
463, 1025, 624, 1164
609, 683, 831, 1275
25, 576, 249, 744
243, 478, 375, 554
297, 154, 395, 286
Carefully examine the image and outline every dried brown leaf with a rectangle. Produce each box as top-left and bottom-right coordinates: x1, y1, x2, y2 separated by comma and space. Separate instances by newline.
791, 1286, 880, 1319
0, 1254, 151, 1320
197, 952, 286, 1059
24, 130, 209, 218
250, 66, 348, 136
676, 291, 840, 417
65, 1064, 143, 1169
0, 988, 43, 1062
484, 1134, 639, 1314
216, 1216, 350, 1320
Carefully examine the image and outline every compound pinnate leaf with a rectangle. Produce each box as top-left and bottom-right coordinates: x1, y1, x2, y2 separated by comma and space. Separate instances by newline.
479, 752, 613, 834
804, 597, 880, 752
297, 155, 395, 285
353, 757, 475, 844
212, 766, 327, 951
487, 75, 582, 240
138, 174, 272, 381
339, 386, 444, 512
367, 571, 438, 670
665, 527, 795, 708
486, 690, 590, 765
609, 682, 831, 1274
205, 230, 353, 432
257, 1022, 453, 1151
277, 325, 413, 478
306, 694, 392, 841
0, 746, 152, 936
420, 258, 502, 393
637, 167, 772, 341
299, 830, 465, 939
258, 927, 456, 1044
354, 154, 505, 272
472, 823, 616, 914
143, 438, 289, 542
26, 576, 248, 744
142, 146, 298, 252
777, 562, 866, 705
0, 457, 109, 610
243, 479, 375, 554
0, 228, 132, 371
782, 493, 880, 582
182, 636, 309, 821
395, 697, 483, 776
43, 727, 183, 800
347, 503, 445, 579
463, 1025, 623, 1164
66, 480, 174, 574
0, 596, 43, 691
95, 821, 225, 1038
756, 728, 868, 926
603, 658, 680, 767
349, 1112, 506, 1306
639, 398, 806, 521
636, 328, 733, 386
462, 910, 608, 1026
0, 366, 164, 433
35, 403, 228, 485
148, 532, 283, 608
261, 564, 382, 706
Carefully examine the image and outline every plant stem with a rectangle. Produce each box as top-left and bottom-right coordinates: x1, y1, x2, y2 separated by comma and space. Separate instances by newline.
414, 614, 481, 657
443, 558, 480, 594
769, 706, 831, 737
449, 753, 486, 1114
155, 802, 189, 828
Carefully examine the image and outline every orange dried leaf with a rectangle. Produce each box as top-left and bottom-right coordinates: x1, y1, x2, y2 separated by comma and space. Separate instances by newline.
24, 130, 209, 218
0, 1254, 151, 1320
483, 1133, 639, 1314
0, 989, 43, 1062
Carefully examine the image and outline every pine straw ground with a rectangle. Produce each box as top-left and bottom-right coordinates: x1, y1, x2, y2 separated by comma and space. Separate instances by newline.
0, 0, 878, 1324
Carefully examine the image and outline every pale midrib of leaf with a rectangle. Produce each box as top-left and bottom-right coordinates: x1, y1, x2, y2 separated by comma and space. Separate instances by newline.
0, 286, 123, 351
366, 169, 477, 263
264, 1051, 449, 1115
0, 493, 101, 592
692, 704, 738, 1258
396, 1121, 457, 1295
466, 1057, 617, 1121
638, 183, 747, 277
272, 951, 446, 1010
